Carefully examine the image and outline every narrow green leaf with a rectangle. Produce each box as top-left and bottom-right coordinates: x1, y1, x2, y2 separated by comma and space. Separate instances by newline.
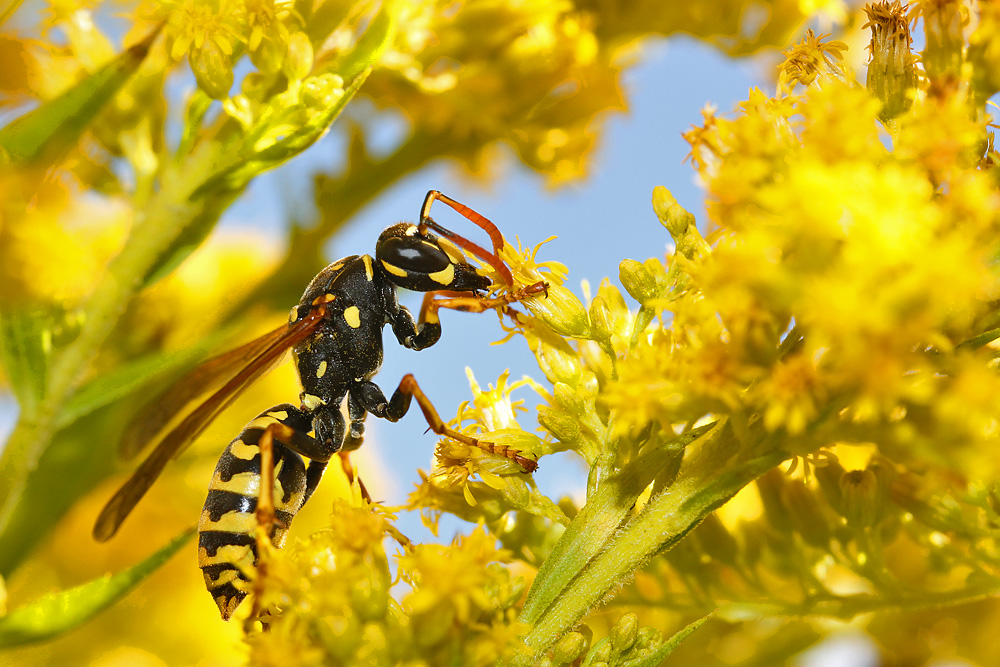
521, 424, 714, 624
0, 308, 52, 418
620, 613, 713, 667
327, 0, 398, 82
56, 325, 238, 429
191, 67, 374, 202
0, 24, 160, 165
0, 528, 193, 648
517, 447, 787, 661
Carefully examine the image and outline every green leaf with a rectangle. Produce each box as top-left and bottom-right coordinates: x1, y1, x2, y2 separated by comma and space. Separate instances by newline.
0, 308, 53, 418
56, 325, 238, 429
0, 528, 193, 648
515, 438, 788, 662
0, 408, 124, 576
521, 424, 714, 625
326, 0, 398, 82
0, 24, 160, 165
191, 67, 374, 201
620, 613, 713, 667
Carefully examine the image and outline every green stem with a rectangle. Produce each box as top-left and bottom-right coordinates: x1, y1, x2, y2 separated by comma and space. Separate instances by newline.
514, 447, 788, 662
0, 145, 226, 541
521, 422, 717, 623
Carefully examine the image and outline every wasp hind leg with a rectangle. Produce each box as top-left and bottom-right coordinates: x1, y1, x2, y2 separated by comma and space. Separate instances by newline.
245, 406, 339, 623
198, 405, 318, 622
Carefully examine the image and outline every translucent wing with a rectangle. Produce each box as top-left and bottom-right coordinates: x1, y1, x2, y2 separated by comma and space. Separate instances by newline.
93, 306, 327, 542
119, 326, 292, 460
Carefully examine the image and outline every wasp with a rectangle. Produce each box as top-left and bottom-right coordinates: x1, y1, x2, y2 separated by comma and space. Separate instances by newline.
93, 191, 545, 620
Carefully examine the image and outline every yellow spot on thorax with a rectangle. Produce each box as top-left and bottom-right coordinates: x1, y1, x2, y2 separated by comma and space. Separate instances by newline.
344, 305, 361, 328
362, 255, 374, 281
316, 360, 328, 378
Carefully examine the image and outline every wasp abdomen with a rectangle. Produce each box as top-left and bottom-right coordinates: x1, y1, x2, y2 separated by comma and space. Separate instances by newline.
197, 405, 312, 620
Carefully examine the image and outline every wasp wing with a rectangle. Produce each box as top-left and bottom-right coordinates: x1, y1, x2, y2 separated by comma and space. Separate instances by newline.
93, 308, 325, 542
119, 325, 291, 460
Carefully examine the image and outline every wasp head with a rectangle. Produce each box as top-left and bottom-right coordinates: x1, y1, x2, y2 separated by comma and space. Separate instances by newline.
375, 223, 492, 293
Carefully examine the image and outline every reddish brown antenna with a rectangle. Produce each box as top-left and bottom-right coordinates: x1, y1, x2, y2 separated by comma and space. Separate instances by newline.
419, 190, 515, 287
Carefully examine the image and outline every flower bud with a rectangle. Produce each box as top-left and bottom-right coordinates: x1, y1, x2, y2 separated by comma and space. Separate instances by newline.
589, 639, 611, 663
619, 258, 657, 303
526, 284, 591, 338
302, 73, 345, 109
653, 186, 695, 239
552, 632, 587, 664
597, 279, 629, 317
611, 613, 638, 652
554, 382, 587, 416
284, 31, 314, 81
537, 405, 580, 444
840, 469, 881, 528
501, 475, 530, 507
249, 33, 285, 74
589, 295, 614, 344
864, 1, 916, 120
757, 468, 794, 533
190, 42, 234, 99
813, 456, 846, 514
634, 626, 662, 652
527, 327, 582, 386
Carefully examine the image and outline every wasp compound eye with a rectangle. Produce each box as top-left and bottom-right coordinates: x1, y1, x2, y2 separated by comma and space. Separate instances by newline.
378, 234, 450, 274
375, 223, 490, 293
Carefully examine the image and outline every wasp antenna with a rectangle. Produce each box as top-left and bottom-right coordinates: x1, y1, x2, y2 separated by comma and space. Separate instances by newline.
422, 218, 515, 287
421, 190, 515, 287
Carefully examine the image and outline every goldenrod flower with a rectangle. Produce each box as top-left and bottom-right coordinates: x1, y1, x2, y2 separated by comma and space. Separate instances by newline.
161, 0, 246, 97
778, 29, 849, 91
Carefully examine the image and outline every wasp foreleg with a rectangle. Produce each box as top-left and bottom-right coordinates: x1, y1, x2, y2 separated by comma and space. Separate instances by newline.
419, 281, 548, 324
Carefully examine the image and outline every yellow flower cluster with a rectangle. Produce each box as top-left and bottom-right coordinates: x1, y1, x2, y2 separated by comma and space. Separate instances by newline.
602, 54, 1000, 474
362, 0, 622, 182
250, 504, 528, 666
153, 0, 314, 98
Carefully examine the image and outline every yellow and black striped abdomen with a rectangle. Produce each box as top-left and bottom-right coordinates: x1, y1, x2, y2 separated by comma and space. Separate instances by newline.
197, 405, 313, 620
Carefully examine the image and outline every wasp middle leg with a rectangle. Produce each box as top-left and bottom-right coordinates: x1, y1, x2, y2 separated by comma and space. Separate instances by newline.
351, 375, 538, 473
